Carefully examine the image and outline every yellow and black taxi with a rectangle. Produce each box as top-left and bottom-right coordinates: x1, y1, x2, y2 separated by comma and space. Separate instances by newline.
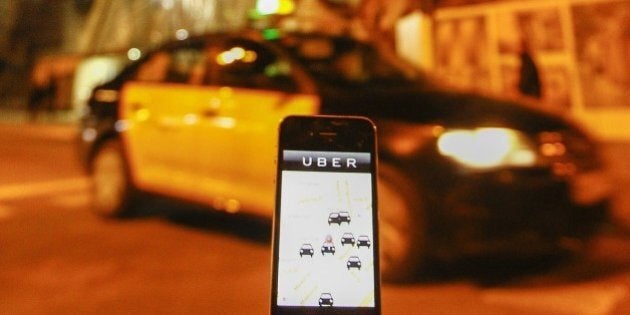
79, 29, 611, 282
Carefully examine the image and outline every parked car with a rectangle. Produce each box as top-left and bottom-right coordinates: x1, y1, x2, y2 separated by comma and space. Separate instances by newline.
321, 242, 336, 256
299, 243, 314, 257
356, 235, 372, 249
347, 256, 362, 270
78, 29, 611, 282
318, 293, 334, 307
341, 233, 356, 246
328, 211, 351, 225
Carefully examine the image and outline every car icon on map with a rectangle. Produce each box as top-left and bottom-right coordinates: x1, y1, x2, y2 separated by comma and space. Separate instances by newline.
357, 235, 371, 249
299, 244, 314, 257
321, 242, 336, 255
347, 256, 362, 270
318, 293, 334, 307
328, 211, 351, 225
341, 233, 355, 246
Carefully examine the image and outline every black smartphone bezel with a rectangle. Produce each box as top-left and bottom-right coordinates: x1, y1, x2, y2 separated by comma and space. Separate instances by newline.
270, 115, 381, 315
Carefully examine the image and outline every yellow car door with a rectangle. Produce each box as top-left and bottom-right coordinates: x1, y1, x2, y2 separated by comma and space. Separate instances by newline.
119, 48, 204, 197
193, 39, 319, 216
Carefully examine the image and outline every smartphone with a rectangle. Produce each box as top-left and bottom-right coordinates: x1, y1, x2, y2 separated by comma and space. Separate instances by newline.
270, 115, 381, 315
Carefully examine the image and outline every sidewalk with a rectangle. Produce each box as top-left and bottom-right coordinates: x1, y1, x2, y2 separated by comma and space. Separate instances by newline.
0, 107, 80, 125
0, 105, 80, 142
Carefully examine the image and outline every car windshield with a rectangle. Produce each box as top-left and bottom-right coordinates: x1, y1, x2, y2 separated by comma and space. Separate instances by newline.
280, 37, 417, 88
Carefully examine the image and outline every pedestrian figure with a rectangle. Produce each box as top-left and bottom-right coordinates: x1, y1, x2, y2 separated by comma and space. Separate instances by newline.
517, 39, 541, 99
27, 60, 56, 121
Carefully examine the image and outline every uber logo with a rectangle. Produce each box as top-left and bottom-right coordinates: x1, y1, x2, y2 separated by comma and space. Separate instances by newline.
302, 156, 357, 169
283, 150, 370, 172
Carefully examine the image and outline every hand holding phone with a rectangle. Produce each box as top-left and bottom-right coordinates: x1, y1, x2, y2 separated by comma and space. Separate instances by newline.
270, 116, 381, 315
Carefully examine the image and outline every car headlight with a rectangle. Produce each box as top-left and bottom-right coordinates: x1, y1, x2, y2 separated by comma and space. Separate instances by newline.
437, 128, 537, 169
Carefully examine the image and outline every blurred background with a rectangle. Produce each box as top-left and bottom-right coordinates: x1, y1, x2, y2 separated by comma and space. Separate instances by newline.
1, 0, 629, 135
1, 0, 629, 314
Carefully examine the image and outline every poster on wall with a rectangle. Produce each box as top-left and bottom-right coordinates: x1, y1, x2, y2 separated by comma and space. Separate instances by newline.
432, 0, 630, 139
497, 8, 565, 54
496, 7, 572, 112
572, 0, 630, 109
538, 65, 572, 111
514, 9, 564, 53
433, 16, 491, 93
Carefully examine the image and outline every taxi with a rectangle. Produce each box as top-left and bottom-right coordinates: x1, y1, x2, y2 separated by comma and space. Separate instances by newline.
79, 29, 611, 282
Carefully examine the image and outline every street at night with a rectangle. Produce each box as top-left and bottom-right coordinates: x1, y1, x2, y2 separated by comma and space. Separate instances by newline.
1, 1, 629, 313
1, 122, 629, 314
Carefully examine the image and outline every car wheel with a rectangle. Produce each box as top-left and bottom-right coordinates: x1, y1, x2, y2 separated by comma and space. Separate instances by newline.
90, 139, 135, 217
378, 164, 426, 283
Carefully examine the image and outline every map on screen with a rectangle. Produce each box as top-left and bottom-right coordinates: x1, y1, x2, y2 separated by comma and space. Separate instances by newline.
276, 150, 376, 308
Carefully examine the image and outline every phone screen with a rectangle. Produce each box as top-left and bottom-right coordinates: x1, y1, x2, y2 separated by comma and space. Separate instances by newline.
271, 116, 380, 314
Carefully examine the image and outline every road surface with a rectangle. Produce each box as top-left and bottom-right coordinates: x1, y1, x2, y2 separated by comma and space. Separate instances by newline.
0, 122, 629, 314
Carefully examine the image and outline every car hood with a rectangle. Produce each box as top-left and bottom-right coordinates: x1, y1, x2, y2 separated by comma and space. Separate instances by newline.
319, 86, 580, 135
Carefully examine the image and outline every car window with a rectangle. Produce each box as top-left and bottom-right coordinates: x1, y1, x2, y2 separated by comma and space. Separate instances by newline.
166, 48, 205, 84
135, 52, 171, 82
210, 39, 297, 92
284, 37, 416, 88
134, 48, 205, 84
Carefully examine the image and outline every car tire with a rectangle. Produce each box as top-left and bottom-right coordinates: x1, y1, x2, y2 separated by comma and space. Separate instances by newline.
90, 139, 136, 217
378, 163, 426, 283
